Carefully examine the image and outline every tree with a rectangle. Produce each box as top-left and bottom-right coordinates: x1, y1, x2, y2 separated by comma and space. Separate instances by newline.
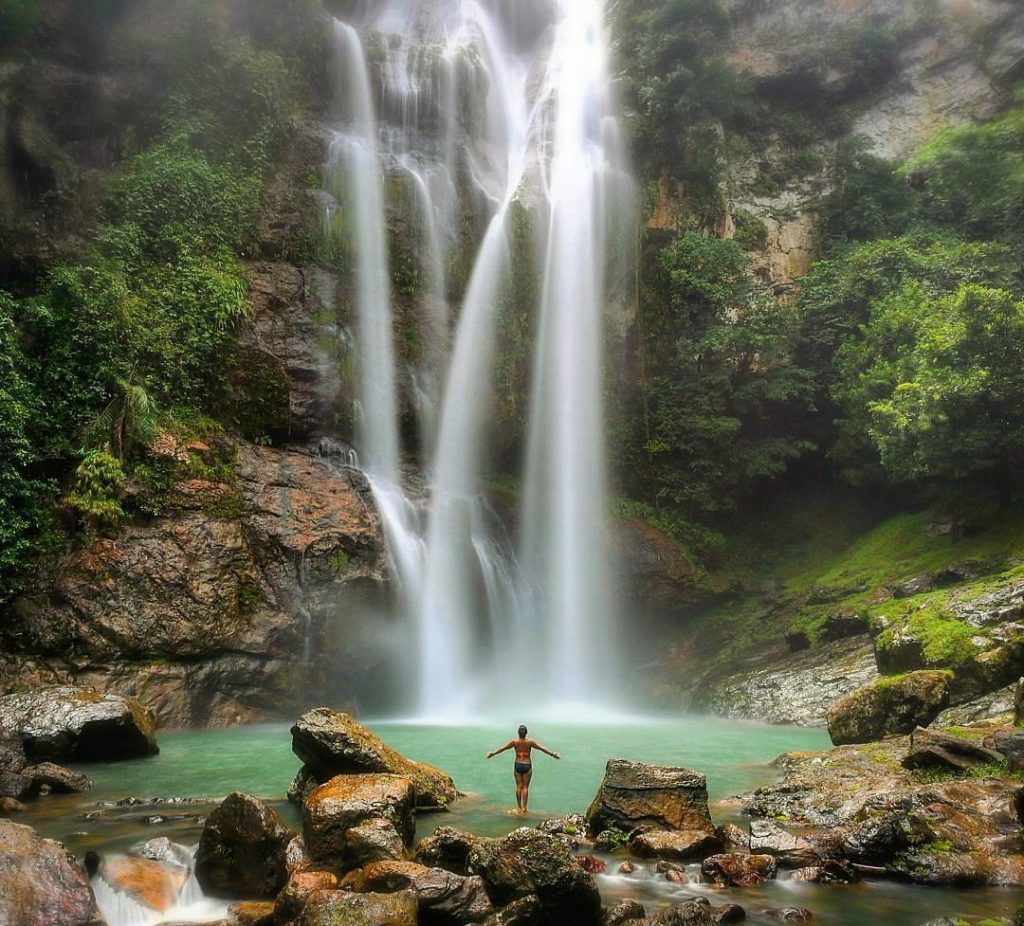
834, 283, 1024, 504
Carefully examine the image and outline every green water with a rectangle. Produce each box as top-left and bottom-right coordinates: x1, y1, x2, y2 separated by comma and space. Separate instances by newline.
17, 716, 1024, 925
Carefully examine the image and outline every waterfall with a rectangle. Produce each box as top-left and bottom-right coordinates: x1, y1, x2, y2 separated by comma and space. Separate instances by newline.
321, 0, 633, 718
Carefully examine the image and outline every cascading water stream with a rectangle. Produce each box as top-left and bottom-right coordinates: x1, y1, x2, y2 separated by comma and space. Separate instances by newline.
321, 0, 633, 718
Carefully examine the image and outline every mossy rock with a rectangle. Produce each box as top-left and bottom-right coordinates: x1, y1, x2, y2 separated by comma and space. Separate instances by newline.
826, 670, 953, 746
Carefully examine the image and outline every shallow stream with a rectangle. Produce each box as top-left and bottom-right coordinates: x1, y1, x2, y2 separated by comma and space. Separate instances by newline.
18, 716, 1024, 925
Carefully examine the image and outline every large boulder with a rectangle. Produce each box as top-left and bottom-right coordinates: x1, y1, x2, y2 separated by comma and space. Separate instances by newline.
585, 760, 714, 835
413, 826, 480, 874
292, 708, 456, 808
0, 726, 28, 798
0, 820, 104, 926
298, 889, 419, 926
0, 686, 158, 760
467, 827, 601, 926
303, 774, 415, 869
274, 869, 340, 924
347, 859, 494, 923
195, 792, 296, 898
826, 671, 951, 745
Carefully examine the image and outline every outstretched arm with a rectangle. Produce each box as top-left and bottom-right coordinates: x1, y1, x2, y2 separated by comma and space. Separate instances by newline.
530, 740, 561, 760
486, 740, 514, 759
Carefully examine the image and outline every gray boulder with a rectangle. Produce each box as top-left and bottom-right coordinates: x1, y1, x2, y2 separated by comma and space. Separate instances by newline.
748, 819, 818, 867
0, 686, 157, 761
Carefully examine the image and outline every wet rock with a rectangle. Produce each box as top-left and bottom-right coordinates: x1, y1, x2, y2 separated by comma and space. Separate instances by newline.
537, 813, 590, 849
481, 894, 543, 926
0, 686, 157, 761
821, 612, 868, 642
826, 671, 951, 745
130, 836, 192, 870
715, 823, 748, 851
991, 731, 1024, 771
748, 819, 817, 867
933, 684, 1016, 727
0, 819, 104, 926
641, 898, 715, 926
586, 760, 714, 835
603, 900, 646, 925
617, 861, 636, 874
0, 726, 28, 798
414, 826, 480, 874
713, 905, 746, 924
19, 762, 92, 798
594, 829, 630, 852
701, 854, 778, 887
273, 869, 339, 924
350, 859, 494, 923
1016, 677, 1024, 726
694, 636, 879, 727
629, 829, 722, 861
468, 827, 602, 925
1, 796, 26, 813
303, 774, 415, 869
195, 792, 295, 899
575, 854, 607, 874
288, 765, 319, 806
789, 860, 858, 884
91, 853, 189, 914
285, 835, 309, 873
227, 901, 275, 926
902, 727, 1003, 772
298, 888, 419, 926
346, 817, 407, 867
664, 868, 688, 884
762, 910, 812, 923
612, 518, 704, 614
291, 707, 456, 808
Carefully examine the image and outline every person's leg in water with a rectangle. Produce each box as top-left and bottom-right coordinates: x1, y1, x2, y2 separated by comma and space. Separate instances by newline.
520, 768, 532, 814
514, 769, 526, 812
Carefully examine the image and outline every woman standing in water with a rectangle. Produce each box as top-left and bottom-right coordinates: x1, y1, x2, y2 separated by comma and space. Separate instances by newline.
486, 724, 560, 814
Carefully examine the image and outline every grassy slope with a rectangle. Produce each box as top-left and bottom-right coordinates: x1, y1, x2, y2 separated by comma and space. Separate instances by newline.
680, 489, 1024, 677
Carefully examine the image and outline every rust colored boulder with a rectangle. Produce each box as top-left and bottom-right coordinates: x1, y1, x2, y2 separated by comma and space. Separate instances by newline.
291, 707, 456, 808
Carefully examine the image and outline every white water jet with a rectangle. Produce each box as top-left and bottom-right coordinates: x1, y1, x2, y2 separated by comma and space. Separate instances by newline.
321, 0, 633, 718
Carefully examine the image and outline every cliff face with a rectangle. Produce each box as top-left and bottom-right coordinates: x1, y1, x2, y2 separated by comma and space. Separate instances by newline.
646, 0, 1024, 293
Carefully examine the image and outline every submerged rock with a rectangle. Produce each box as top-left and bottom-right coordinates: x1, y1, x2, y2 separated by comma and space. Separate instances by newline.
303, 773, 415, 869
0, 819, 104, 926
291, 707, 456, 808
826, 671, 951, 745
195, 792, 295, 899
0, 686, 157, 761
585, 760, 714, 835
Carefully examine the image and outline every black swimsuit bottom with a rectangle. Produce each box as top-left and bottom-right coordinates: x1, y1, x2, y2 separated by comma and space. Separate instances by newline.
514, 761, 532, 774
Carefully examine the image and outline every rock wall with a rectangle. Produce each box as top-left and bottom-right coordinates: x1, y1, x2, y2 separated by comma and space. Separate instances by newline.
1, 442, 390, 727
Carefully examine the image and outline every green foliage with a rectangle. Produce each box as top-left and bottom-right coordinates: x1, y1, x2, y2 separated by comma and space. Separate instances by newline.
621, 233, 814, 549
0, 0, 40, 48
905, 101, 1024, 247
0, 293, 54, 605
62, 449, 126, 537
615, 0, 749, 196
834, 283, 1024, 491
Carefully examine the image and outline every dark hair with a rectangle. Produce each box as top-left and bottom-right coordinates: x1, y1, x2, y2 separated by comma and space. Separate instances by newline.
518, 725, 527, 737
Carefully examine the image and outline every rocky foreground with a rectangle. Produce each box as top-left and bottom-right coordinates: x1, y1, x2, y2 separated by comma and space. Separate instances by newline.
5, 703, 1024, 926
